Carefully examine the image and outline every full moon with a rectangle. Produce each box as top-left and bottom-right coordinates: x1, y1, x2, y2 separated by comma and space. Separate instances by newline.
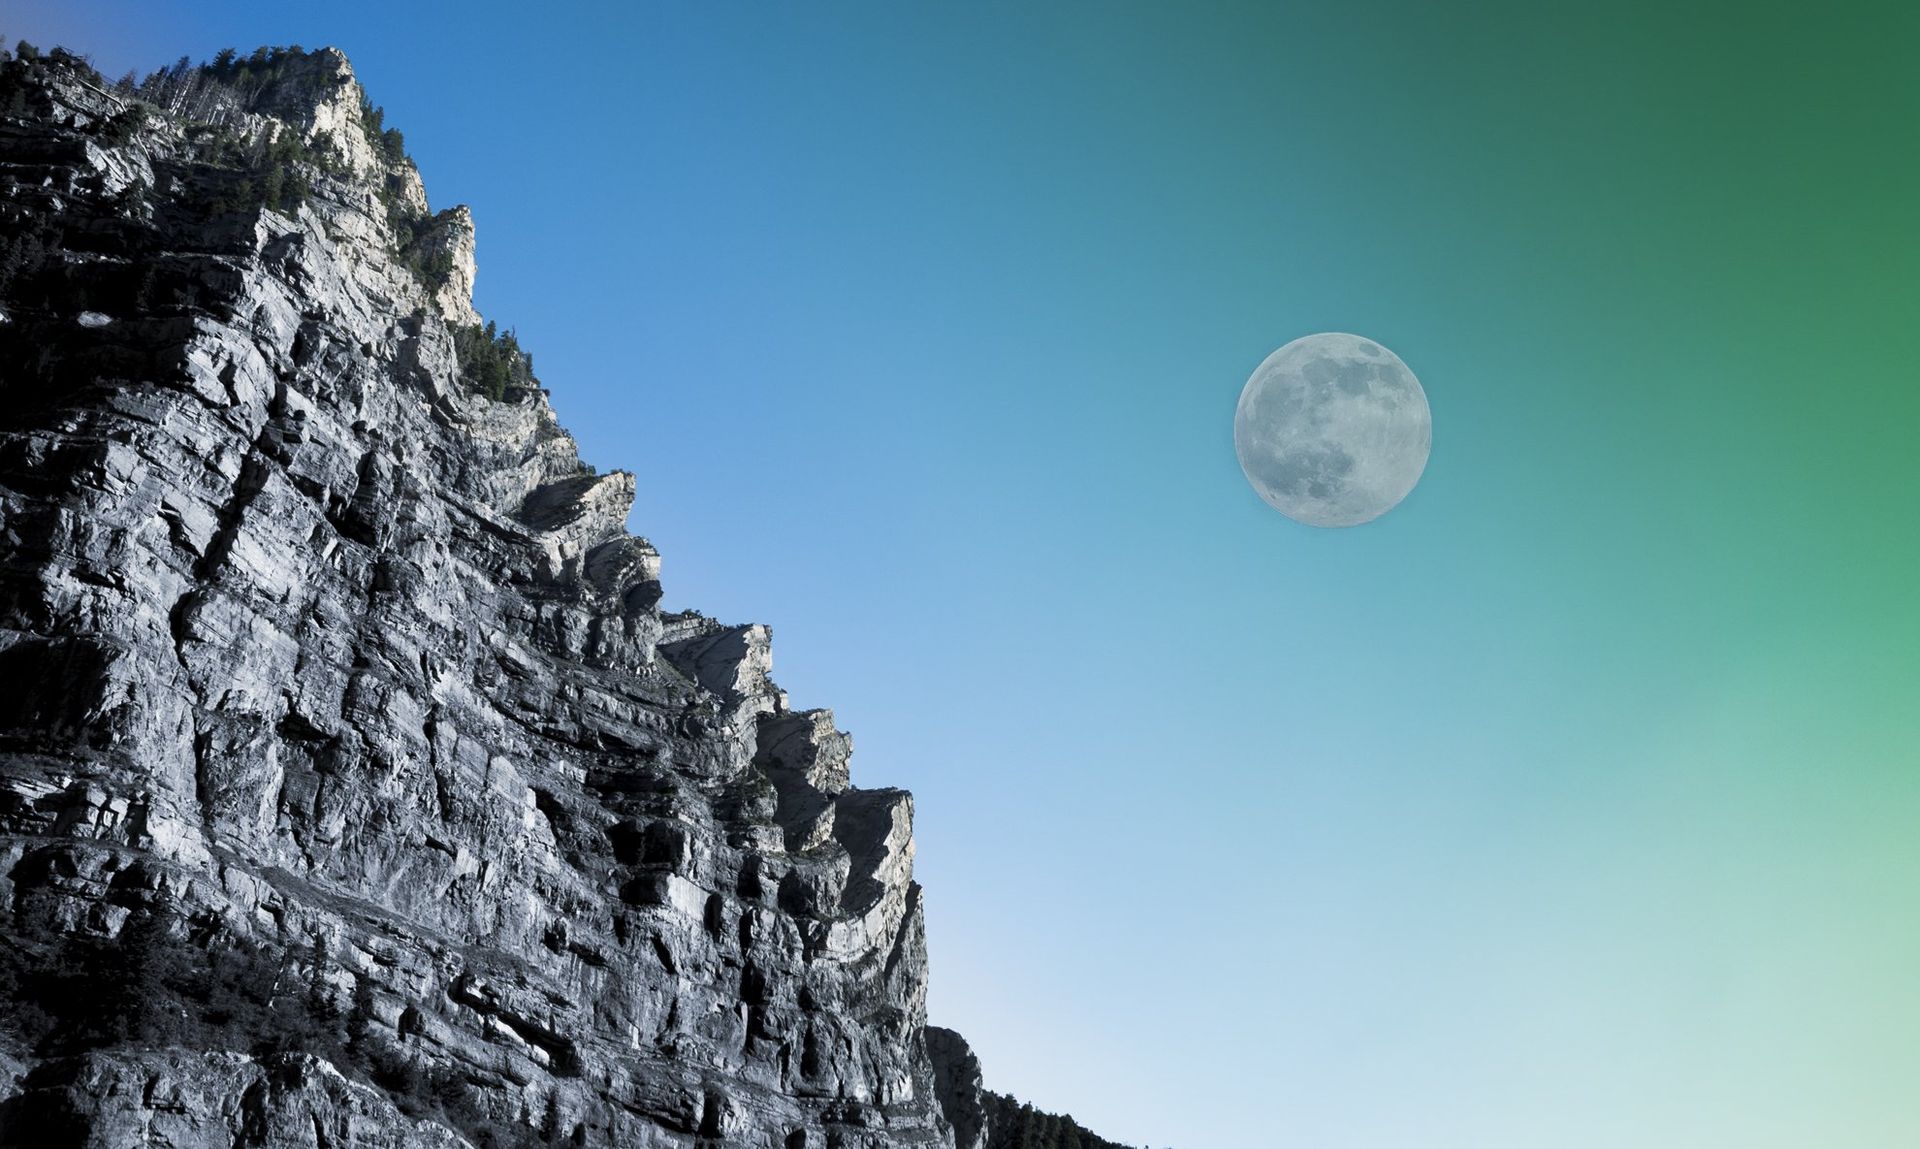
1233, 332, 1432, 528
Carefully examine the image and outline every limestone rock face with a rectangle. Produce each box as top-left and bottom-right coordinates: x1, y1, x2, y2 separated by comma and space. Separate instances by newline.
414, 205, 480, 328
0, 47, 1010, 1149
6, 1051, 469, 1149
922, 1031, 986, 1149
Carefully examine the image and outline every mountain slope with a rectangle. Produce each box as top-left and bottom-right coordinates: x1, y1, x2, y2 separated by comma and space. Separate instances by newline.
0, 42, 1125, 1149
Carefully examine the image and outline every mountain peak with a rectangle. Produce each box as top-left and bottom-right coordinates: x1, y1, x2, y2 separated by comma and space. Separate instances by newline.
0, 40, 1137, 1149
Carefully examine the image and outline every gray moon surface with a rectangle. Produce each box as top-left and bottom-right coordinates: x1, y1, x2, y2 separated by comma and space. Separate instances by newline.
1233, 332, 1432, 528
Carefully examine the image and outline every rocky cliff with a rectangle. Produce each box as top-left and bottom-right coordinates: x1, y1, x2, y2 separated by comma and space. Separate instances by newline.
0, 43, 1116, 1149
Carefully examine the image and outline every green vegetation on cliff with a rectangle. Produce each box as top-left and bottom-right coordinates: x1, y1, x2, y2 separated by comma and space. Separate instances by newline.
454, 320, 539, 402
0, 912, 556, 1149
982, 1091, 1144, 1149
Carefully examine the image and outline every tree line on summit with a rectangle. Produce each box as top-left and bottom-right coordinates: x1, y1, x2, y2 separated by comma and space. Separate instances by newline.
1, 39, 541, 405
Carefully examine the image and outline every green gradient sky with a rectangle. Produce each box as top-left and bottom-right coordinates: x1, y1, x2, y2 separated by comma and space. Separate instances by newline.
11, 2, 1920, 1145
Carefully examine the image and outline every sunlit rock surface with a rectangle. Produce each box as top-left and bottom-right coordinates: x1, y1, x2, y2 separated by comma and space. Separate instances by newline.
0, 45, 1126, 1149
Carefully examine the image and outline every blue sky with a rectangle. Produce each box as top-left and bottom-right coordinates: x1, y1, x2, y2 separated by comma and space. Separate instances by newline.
13, 4, 1920, 1147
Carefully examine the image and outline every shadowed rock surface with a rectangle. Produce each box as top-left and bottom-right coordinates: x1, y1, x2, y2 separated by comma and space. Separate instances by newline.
0, 44, 1134, 1149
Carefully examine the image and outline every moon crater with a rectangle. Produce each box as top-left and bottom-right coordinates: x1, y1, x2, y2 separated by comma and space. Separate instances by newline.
1233, 333, 1431, 528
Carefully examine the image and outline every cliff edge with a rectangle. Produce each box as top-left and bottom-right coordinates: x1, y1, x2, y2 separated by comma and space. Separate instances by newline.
0, 43, 1125, 1149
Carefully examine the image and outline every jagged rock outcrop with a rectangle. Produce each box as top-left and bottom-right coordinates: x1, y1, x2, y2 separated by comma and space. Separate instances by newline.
0, 44, 1114, 1149
922, 1031, 985, 1149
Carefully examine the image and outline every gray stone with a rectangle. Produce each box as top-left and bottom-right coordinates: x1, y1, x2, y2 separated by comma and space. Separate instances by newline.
0, 46, 1033, 1149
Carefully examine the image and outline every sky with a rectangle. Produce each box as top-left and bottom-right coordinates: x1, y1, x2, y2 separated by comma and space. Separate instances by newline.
10, 2, 1919, 1146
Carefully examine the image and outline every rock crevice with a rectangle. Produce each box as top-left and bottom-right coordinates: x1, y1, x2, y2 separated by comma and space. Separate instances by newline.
0, 44, 1071, 1149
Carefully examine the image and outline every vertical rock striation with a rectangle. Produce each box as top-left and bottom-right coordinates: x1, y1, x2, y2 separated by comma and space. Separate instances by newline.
0, 45, 1105, 1149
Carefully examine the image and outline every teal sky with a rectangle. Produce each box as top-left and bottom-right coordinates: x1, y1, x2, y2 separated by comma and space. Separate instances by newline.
13, 3, 1919, 1146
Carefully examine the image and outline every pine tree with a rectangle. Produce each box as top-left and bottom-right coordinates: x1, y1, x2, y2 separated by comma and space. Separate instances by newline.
101, 902, 192, 1045
1016, 1103, 1040, 1149
346, 978, 376, 1051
